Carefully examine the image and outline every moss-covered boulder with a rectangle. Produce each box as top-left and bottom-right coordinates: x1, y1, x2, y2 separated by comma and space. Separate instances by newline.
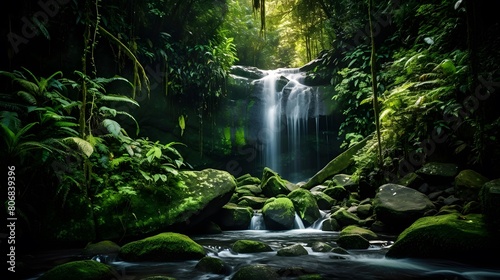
195, 256, 231, 275
96, 168, 236, 240
331, 174, 357, 192
82, 240, 121, 257
311, 191, 335, 210
118, 232, 206, 262
231, 240, 273, 253
336, 234, 370, 250
236, 184, 263, 197
231, 264, 279, 280
236, 173, 262, 186
276, 244, 308, 256
287, 189, 321, 227
454, 170, 489, 202
237, 196, 268, 209
373, 184, 435, 231
339, 225, 378, 240
261, 175, 292, 198
213, 203, 253, 230
324, 185, 349, 201
331, 208, 360, 227
480, 179, 500, 230
38, 260, 117, 280
262, 197, 296, 230
386, 213, 500, 264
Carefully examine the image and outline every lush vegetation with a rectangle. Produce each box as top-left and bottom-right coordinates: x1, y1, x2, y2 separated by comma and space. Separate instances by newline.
1, 0, 499, 246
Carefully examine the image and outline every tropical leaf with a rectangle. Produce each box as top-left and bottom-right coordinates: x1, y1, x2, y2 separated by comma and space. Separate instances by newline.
102, 119, 122, 136
64, 137, 94, 157
99, 95, 139, 106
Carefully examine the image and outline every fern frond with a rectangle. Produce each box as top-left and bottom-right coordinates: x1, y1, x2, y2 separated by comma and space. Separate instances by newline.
17, 90, 37, 105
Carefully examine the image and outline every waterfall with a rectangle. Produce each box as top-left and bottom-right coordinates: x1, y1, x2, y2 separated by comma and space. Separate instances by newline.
249, 212, 266, 230
259, 68, 325, 182
293, 212, 305, 229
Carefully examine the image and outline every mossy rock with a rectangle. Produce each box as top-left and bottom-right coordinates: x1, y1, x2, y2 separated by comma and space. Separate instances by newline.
139, 276, 176, 280
118, 232, 206, 262
386, 213, 500, 264
339, 225, 378, 240
287, 189, 321, 227
336, 234, 369, 250
261, 175, 291, 198
195, 256, 231, 275
82, 240, 121, 257
231, 240, 273, 253
231, 264, 279, 280
236, 174, 262, 186
276, 244, 308, 256
262, 197, 296, 230
311, 191, 335, 210
480, 179, 500, 230
324, 186, 349, 201
331, 208, 360, 227
38, 260, 117, 280
455, 169, 489, 201
214, 203, 253, 230
310, 241, 334, 252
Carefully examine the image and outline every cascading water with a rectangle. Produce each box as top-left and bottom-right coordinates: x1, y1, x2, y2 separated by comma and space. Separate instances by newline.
258, 68, 330, 182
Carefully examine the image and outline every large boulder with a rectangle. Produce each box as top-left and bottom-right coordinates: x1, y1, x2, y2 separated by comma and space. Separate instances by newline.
287, 189, 321, 227
96, 169, 236, 240
331, 208, 360, 227
118, 232, 206, 262
373, 184, 435, 231
39, 260, 117, 280
195, 256, 231, 275
386, 213, 500, 264
262, 197, 296, 230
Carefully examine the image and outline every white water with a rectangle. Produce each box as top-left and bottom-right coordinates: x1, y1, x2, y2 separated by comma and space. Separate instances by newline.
259, 68, 323, 182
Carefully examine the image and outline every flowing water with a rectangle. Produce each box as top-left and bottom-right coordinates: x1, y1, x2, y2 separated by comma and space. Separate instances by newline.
256, 68, 335, 182
22, 226, 500, 280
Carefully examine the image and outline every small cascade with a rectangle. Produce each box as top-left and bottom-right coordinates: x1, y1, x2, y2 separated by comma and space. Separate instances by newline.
293, 212, 305, 229
249, 212, 266, 230
310, 210, 329, 230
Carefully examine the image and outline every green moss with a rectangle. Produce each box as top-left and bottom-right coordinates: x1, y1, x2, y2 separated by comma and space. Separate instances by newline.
118, 232, 206, 261
386, 213, 500, 262
39, 260, 116, 280
195, 256, 229, 274
339, 225, 378, 240
235, 127, 246, 146
232, 240, 273, 253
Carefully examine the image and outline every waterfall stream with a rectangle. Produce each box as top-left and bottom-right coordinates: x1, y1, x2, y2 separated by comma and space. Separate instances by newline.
258, 68, 329, 182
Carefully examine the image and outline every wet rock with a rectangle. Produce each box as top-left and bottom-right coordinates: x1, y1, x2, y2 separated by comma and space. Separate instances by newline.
214, 203, 253, 230
336, 234, 369, 250
195, 256, 231, 275
373, 184, 435, 231
287, 188, 321, 227
231, 240, 273, 253
82, 240, 120, 257
331, 208, 360, 227
276, 244, 308, 256
231, 264, 279, 280
310, 241, 334, 252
